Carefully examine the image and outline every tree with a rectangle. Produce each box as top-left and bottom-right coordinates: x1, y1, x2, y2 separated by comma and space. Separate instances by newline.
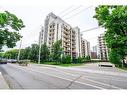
94, 5, 127, 66
61, 55, 71, 64
85, 55, 91, 61
77, 56, 83, 63
24, 46, 31, 59
52, 40, 63, 63
29, 44, 39, 62
109, 49, 122, 67
0, 11, 25, 50
3, 49, 18, 59
40, 43, 49, 62
0, 52, 4, 60
20, 49, 27, 60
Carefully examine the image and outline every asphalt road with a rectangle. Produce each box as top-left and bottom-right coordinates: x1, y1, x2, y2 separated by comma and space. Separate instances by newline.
0, 63, 127, 89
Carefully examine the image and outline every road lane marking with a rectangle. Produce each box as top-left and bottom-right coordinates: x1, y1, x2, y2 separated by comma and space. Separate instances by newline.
9, 64, 105, 89
43, 67, 122, 89
41, 66, 127, 82
28, 64, 124, 89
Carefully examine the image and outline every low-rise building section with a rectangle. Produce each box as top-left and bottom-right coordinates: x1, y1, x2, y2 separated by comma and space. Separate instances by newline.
91, 52, 97, 59
91, 45, 98, 59
38, 26, 44, 45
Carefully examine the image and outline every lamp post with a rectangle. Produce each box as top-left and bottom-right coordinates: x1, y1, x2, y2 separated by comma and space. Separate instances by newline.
34, 40, 41, 64
17, 39, 22, 62
38, 26, 44, 64
38, 41, 41, 64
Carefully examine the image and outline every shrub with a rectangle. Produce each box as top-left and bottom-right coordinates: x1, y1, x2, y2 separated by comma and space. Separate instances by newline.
85, 55, 91, 61
109, 49, 122, 67
77, 57, 83, 63
61, 55, 71, 64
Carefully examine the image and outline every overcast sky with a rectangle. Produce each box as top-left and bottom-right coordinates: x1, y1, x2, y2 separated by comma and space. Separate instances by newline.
0, 1, 107, 51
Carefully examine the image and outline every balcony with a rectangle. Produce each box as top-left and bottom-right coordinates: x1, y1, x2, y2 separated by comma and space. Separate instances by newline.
72, 38, 76, 41
63, 44, 68, 48
63, 38, 69, 43
72, 42, 76, 45
72, 34, 75, 37
63, 30, 70, 35
63, 35, 69, 39
72, 45, 76, 49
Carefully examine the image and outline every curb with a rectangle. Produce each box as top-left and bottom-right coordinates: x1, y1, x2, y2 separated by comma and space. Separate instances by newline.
0, 72, 9, 89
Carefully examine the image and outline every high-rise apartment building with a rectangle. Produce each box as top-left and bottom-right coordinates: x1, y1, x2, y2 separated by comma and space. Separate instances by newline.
81, 38, 91, 57
91, 45, 99, 59
38, 26, 44, 45
98, 33, 109, 61
41, 12, 90, 59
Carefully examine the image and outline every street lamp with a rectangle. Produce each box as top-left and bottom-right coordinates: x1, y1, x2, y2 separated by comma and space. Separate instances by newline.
38, 41, 41, 64
17, 39, 22, 62
38, 26, 44, 64
34, 40, 40, 64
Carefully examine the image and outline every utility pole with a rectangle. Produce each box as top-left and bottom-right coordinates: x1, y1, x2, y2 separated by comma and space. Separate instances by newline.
17, 40, 22, 62
38, 26, 43, 64
38, 41, 41, 64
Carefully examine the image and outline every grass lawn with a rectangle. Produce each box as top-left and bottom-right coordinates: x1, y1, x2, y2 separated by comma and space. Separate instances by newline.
42, 62, 84, 67
118, 67, 127, 71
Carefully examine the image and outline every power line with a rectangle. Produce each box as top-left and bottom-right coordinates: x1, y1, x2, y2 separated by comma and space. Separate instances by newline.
81, 26, 100, 33
87, 36, 98, 40
64, 6, 93, 20
51, 6, 92, 24
49, 6, 81, 24
61, 6, 82, 17
58, 6, 74, 15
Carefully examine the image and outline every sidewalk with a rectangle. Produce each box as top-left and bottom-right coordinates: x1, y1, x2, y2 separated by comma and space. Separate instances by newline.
0, 72, 9, 89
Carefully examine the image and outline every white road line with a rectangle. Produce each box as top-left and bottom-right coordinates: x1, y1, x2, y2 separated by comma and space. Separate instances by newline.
29, 64, 124, 89
9, 64, 105, 89
9, 64, 123, 89
43, 67, 122, 89
42, 66, 127, 82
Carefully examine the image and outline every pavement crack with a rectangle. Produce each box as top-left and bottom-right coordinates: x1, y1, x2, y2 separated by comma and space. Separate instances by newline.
65, 75, 82, 89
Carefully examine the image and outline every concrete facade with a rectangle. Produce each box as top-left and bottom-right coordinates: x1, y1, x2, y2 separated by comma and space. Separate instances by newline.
81, 38, 91, 57
40, 12, 90, 59
98, 33, 109, 61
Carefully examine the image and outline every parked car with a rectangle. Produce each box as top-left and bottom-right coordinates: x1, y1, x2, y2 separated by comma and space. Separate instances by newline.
7, 59, 17, 63
0, 60, 7, 64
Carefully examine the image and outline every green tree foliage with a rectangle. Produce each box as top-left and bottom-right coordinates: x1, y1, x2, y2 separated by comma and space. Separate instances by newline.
29, 44, 39, 62
22, 46, 31, 60
109, 49, 122, 67
77, 56, 83, 63
52, 40, 63, 62
3, 49, 18, 59
40, 43, 49, 62
0, 52, 4, 59
2, 43, 50, 62
94, 5, 127, 66
0, 11, 25, 50
85, 55, 91, 61
61, 55, 71, 64
19, 49, 28, 60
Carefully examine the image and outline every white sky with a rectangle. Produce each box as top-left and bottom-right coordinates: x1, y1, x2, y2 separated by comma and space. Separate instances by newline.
0, 0, 126, 51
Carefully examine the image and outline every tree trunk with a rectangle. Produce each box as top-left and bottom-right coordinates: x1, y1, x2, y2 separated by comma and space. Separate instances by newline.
122, 58, 125, 68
